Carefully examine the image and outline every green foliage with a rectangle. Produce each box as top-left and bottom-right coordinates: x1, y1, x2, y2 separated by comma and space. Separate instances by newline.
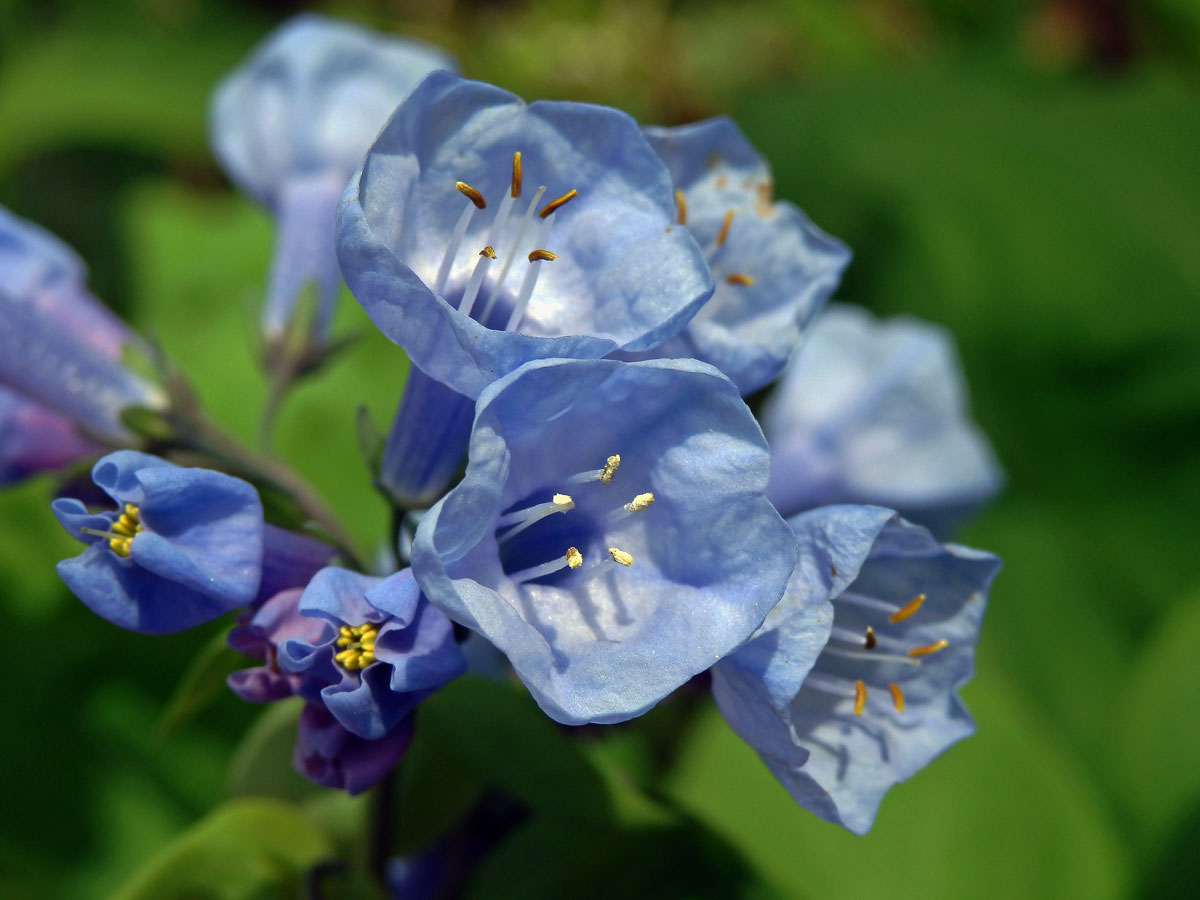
110, 798, 333, 900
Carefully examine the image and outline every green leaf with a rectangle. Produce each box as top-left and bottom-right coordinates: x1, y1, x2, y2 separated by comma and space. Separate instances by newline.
413, 677, 613, 822
667, 665, 1130, 900
227, 699, 317, 803
110, 797, 333, 900
1111, 584, 1200, 855
158, 626, 245, 736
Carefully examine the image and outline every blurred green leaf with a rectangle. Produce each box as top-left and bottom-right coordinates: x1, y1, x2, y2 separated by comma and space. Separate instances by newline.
1111, 584, 1200, 854
415, 676, 613, 821
667, 664, 1130, 900
158, 627, 245, 737
228, 699, 316, 803
111, 797, 333, 900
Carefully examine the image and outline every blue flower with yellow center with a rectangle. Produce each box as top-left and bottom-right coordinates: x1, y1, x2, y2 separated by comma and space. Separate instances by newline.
277, 566, 465, 740
411, 356, 797, 725
712, 505, 1000, 833
52, 451, 264, 633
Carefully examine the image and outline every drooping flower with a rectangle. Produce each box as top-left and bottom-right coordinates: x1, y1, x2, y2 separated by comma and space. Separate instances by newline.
762, 304, 1003, 534
0, 386, 99, 484
295, 701, 415, 795
276, 566, 466, 740
52, 451, 264, 633
337, 71, 714, 505
621, 117, 850, 395
0, 207, 165, 443
411, 356, 797, 725
227, 588, 321, 704
211, 14, 456, 359
712, 505, 1000, 834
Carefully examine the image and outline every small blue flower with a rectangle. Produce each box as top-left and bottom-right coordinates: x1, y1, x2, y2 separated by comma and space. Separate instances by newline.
411, 357, 796, 725
211, 14, 455, 351
0, 386, 99, 484
228, 587, 322, 704
762, 304, 1003, 534
712, 506, 1000, 834
617, 118, 849, 395
52, 451, 264, 633
0, 207, 165, 442
295, 701, 414, 795
277, 566, 466, 740
337, 71, 714, 401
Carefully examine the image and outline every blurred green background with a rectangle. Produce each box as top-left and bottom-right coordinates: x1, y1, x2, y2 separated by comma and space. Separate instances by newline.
2, 0, 1198, 897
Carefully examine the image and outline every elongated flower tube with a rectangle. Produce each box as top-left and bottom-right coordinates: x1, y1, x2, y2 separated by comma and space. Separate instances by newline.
0, 207, 165, 443
211, 14, 455, 355
52, 451, 264, 633
337, 71, 714, 401
621, 118, 850, 395
411, 357, 796, 725
762, 304, 1002, 534
712, 506, 1000, 834
277, 567, 465, 740
0, 386, 99, 484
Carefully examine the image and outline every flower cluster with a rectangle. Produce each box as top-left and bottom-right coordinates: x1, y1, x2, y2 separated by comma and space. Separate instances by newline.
5, 12, 1003, 855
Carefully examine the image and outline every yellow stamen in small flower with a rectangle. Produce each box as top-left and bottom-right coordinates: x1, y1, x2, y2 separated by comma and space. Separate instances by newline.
715, 208, 735, 247
724, 273, 755, 286
674, 189, 687, 225
853, 679, 866, 716
553, 493, 575, 510
511, 151, 522, 198
608, 547, 633, 567
566, 546, 583, 569
528, 249, 557, 263
888, 682, 905, 712
624, 492, 655, 513
908, 639, 949, 658
863, 626, 876, 649
456, 181, 486, 209
600, 454, 620, 485
334, 623, 379, 670
109, 504, 142, 557
889, 593, 925, 624
538, 188, 578, 218
479, 245, 497, 259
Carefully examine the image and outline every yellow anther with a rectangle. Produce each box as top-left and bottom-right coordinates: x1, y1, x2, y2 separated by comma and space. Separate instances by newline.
624, 492, 655, 513
456, 181, 487, 209
725, 273, 756, 286
715, 208, 735, 247
108, 504, 142, 557
889, 593, 926, 624
479, 245, 497, 259
538, 188, 578, 218
528, 249, 557, 263
110, 537, 133, 558
511, 151, 522, 198
853, 679, 866, 716
863, 626, 876, 649
334, 623, 379, 670
553, 493, 575, 510
888, 682, 905, 713
608, 547, 633, 567
566, 546, 583, 569
907, 638, 949, 658
674, 189, 687, 225
600, 454, 620, 485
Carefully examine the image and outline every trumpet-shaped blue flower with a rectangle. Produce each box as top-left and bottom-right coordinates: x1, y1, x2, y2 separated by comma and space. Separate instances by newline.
52, 451, 264, 633
0, 207, 165, 442
0, 387, 99, 484
211, 14, 455, 351
411, 357, 796, 725
763, 304, 1002, 533
277, 567, 465, 740
337, 71, 713, 401
712, 505, 1000, 834
623, 118, 850, 395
